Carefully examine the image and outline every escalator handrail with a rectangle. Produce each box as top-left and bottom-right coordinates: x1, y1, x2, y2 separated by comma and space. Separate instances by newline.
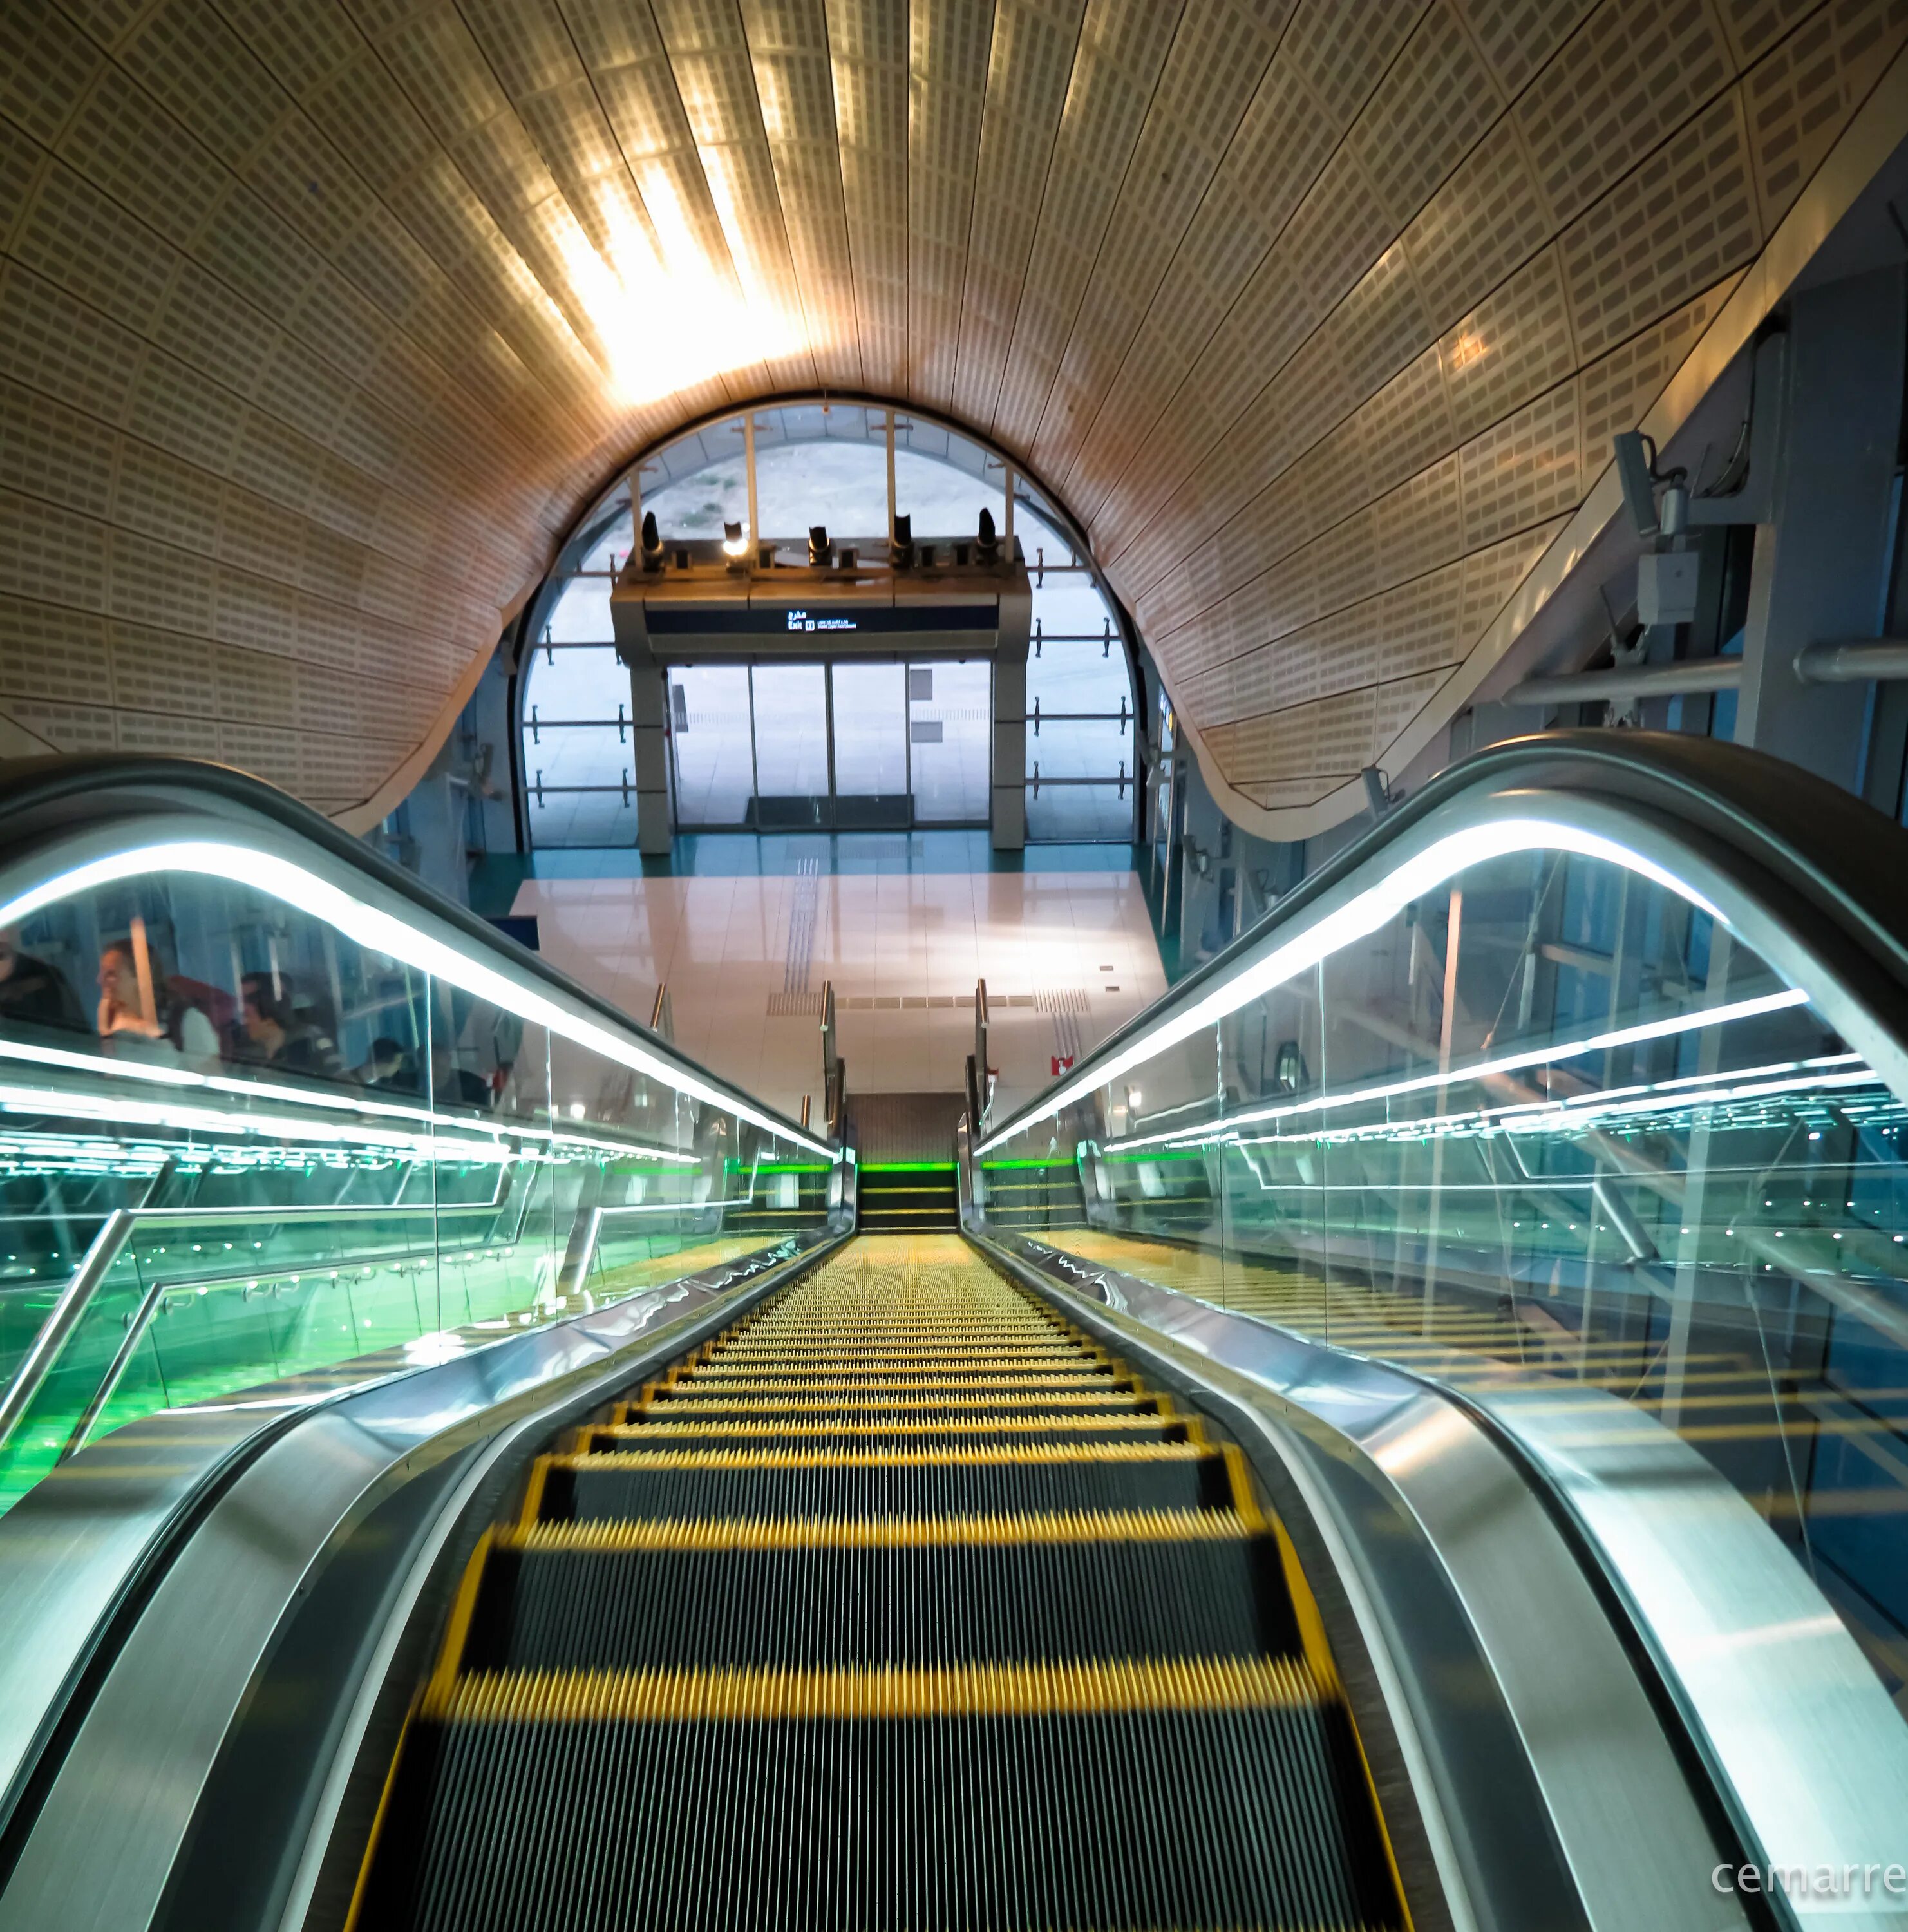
979, 728, 1908, 1150
0, 752, 829, 1154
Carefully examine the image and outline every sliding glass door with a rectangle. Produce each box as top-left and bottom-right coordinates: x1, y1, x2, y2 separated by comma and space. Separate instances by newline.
667, 659, 991, 832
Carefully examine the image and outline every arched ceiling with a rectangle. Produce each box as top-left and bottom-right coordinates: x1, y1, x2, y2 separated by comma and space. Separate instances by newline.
1, 0, 1903, 830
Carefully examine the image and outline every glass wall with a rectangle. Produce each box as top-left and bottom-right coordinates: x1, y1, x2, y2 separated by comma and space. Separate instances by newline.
519, 401, 1138, 845
0, 840, 838, 1515
972, 823, 1908, 1719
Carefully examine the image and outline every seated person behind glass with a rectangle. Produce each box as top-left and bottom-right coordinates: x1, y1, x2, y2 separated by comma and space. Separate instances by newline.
240, 974, 343, 1080
97, 942, 219, 1068
355, 1036, 420, 1094
0, 929, 85, 1032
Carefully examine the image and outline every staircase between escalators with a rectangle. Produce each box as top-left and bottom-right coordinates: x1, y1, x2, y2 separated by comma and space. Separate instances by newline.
353, 1234, 1403, 1931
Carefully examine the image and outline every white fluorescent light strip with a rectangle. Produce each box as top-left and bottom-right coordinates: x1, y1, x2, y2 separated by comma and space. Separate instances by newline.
0, 840, 833, 1159
1106, 987, 1811, 1155
976, 817, 1727, 1154
0, 1080, 507, 1160
0, 1037, 695, 1163
1230, 1066, 1878, 1149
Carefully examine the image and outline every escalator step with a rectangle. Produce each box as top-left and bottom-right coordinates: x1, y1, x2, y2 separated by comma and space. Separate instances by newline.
621, 1392, 1157, 1419
364, 1662, 1379, 1932
647, 1374, 1131, 1394
590, 1417, 1184, 1451
355, 1248, 1405, 1932
537, 1444, 1234, 1522
708, 1348, 1096, 1366
462, 1531, 1298, 1669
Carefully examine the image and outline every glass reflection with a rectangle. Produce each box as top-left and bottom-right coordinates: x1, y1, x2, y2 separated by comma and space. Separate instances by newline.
977, 840, 1908, 1709
0, 853, 836, 1513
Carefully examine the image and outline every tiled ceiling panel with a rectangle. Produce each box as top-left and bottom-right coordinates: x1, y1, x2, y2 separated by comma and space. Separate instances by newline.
0, 0, 1899, 826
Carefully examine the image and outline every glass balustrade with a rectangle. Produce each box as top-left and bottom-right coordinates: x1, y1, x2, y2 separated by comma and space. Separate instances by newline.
0, 823, 840, 1514
971, 819, 1908, 1722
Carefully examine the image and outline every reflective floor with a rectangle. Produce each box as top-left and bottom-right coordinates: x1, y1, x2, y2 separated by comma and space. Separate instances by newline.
512, 866, 1169, 1120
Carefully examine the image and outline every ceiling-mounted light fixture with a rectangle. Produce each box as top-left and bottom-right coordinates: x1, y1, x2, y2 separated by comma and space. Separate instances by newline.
722, 519, 749, 564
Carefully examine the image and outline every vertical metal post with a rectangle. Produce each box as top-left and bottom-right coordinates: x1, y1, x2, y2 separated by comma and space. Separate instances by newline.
747, 665, 762, 820
885, 412, 897, 544
1421, 887, 1464, 1327
823, 661, 838, 827
744, 413, 759, 551
1733, 271, 1905, 786
1003, 464, 1015, 551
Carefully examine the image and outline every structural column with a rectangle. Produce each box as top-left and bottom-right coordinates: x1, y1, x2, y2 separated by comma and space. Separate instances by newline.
992, 574, 1030, 850
626, 656, 672, 854
1733, 265, 1907, 786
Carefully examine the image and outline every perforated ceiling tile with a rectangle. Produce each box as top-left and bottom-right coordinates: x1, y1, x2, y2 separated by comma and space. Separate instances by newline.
117, 705, 221, 757
1715, 0, 1824, 66
215, 0, 363, 98
1285, 0, 1430, 128
827, 0, 910, 391
1067, 43, 1339, 522
1458, 373, 1583, 549
118, 0, 290, 172
739, 0, 861, 388
1349, 342, 1457, 495
949, 0, 1082, 424
1399, 114, 1551, 327
0, 372, 115, 517
1369, 665, 1449, 753
1455, 0, 1597, 93
57, 62, 229, 242
12, 698, 119, 753
215, 639, 290, 725
108, 617, 213, 715
1741, 0, 1908, 229
218, 717, 301, 789
1369, 450, 1465, 586
1, 1, 105, 148
0, 118, 41, 253
0, 0, 1888, 820
1517, 0, 1736, 229
1350, 2, 1505, 227
0, 596, 109, 705
1318, 242, 1434, 416
0, 486, 109, 612
1577, 274, 1743, 476
1034, 0, 1287, 483
1441, 241, 1576, 442
988, 0, 1181, 448
113, 437, 223, 553
907, 0, 992, 407
1459, 515, 1567, 637
1191, 461, 1322, 610
1560, 93, 1760, 360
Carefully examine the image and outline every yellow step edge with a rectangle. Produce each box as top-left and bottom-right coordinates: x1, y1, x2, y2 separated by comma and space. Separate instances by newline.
663, 1377, 1128, 1394
703, 1352, 1097, 1368
695, 1358, 1111, 1373
495, 1508, 1254, 1552
547, 1441, 1215, 1471
590, 1413, 1198, 1442
621, 1392, 1152, 1417
425, 1655, 1323, 1725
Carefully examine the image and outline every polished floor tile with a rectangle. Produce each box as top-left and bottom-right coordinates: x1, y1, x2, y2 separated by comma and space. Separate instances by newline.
511, 867, 1167, 1126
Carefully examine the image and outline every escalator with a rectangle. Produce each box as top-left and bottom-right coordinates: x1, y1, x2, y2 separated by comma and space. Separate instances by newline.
8, 735, 1908, 1932
354, 1235, 1399, 1930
